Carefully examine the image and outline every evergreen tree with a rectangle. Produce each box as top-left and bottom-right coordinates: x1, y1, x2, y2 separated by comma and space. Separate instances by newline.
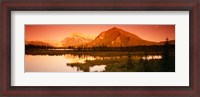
161, 38, 170, 71
143, 51, 151, 72
126, 53, 134, 71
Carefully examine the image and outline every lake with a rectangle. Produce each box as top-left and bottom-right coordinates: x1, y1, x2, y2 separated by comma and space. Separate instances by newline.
25, 54, 163, 72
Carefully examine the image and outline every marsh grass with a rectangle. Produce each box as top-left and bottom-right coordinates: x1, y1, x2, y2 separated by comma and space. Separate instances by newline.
67, 55, 175, 72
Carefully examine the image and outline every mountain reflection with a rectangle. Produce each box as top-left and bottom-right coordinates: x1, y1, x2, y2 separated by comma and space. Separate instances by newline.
25, 53, 168, 72
65, 53, 164, 72
64, 54, 95, 63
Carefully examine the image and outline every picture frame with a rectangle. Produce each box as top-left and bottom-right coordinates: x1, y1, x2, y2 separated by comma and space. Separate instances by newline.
0, 0, 199, 96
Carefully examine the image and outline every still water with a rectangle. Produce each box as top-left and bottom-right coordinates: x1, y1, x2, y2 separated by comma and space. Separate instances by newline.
25, 54, 162, 72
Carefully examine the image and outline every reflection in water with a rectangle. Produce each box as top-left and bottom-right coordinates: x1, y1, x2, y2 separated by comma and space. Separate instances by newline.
142, 55, 162, 60
48, 48, 73, 50
64, 54, 95, 63
25, 54, 166, 72
89, 65, 106, 72
25, 55, 69, 72
65, 65, 84, 72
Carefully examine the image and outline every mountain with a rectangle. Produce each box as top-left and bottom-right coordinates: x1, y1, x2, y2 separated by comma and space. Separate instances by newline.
25, 34, 92, 47
25, 41, 52, 47
61, 34, 92, 47
26, 27, 173, 48
87, 27, 157, 47
43, 40, 63, 47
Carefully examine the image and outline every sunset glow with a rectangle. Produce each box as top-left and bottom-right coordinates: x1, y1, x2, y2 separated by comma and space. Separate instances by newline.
25, 25, 175, 42
25, 25, 175, 72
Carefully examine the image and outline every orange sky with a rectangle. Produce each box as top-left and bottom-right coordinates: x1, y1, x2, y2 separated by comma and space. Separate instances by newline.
25, 25, 175, 42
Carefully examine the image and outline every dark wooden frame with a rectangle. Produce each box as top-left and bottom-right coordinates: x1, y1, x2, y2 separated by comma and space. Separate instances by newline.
0, 0, 199, 97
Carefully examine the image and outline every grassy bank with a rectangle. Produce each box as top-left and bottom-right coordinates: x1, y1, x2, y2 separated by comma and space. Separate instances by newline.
67, 55, 175, 72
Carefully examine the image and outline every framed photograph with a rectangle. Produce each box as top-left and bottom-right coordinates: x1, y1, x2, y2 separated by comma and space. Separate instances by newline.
1, 0, 199, 96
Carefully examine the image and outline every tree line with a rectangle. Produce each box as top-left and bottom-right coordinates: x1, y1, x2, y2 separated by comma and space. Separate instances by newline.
26, 44, 174, 52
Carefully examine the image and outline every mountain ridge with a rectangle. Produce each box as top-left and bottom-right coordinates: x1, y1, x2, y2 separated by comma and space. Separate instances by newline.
87, 27, 158, 47
26, 27, 174, 47
61, 34, 92, 47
